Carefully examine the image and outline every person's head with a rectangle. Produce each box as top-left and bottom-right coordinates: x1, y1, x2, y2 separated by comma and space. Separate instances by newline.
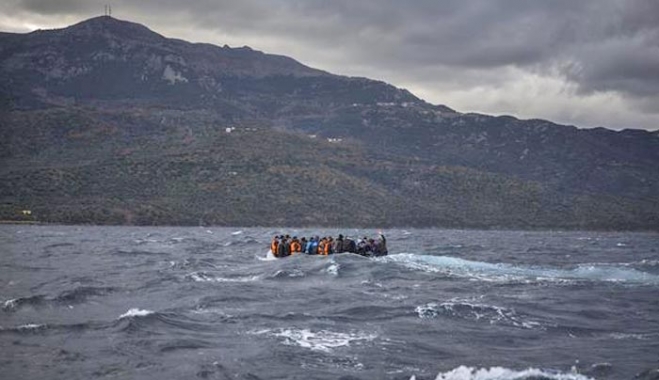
338, 234, 344, 240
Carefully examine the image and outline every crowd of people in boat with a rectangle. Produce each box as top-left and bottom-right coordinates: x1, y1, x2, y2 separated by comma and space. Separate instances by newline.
270, 234, 387, 258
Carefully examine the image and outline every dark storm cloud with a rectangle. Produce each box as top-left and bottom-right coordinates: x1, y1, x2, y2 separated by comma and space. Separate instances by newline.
17, 0, 98, 15
138, 0, 659, 101
3, 0, 659, 128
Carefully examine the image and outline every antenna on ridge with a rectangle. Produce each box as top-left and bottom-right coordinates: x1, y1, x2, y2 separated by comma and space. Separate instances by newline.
104, 4, 112, 17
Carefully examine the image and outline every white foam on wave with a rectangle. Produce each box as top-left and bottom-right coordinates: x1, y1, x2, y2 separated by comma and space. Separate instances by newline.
134, 238, 160, 244
16, 323, 47, 331
190, 306, 233, 318
3, 298, 18, 309
260, 250, 278, 261
607, 332, 657, 340
272, 269, 305, 278
569, 264, 658, 284
416, 303, 440, 319
0, 324, 46, 332
382, 254, 659, 285
231, 230, 243, 235
631, 259, 659, 267
119, 308, 155, 319
188, 272, 260, 283
415, 299, 544, 329
433, 366, 594, 380
327, 260, 340, 276
250, 328, 376, 352
382, 254, 524, 283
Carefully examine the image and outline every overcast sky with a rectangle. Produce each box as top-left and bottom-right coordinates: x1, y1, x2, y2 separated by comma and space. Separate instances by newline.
2, 0, 658, 131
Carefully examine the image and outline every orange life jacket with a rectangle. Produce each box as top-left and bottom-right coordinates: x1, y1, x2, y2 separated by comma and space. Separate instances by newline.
271, 240, 279, 257
290, 240, 301, 254
324, 241, 331, 255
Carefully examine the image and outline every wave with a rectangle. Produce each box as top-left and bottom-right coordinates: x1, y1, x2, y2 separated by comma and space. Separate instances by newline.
189, 306, 234, 318
222, 238, 261, 247
115, 308, 224, 335
260, 250, 278, 261
43, 243, 76, 255
381, 254, 659, 285
249, 328, 376, 352
416, 299, 545, 330
118, 308, 155, 319
605, 332, 659, 341
3, 295, 45, 311
186, 271, 261, 283
111, 249, 170, 256
270, 268, 306, 279
0, 320, 111, 336
158, 338, 214, 353
432, 366, 594, 380
133, 238, 161, 245
630, 259, 659, 269
326, 260, 340, 276
54, 286, 117, 303
0, 323, 48, 333
332, 304, 411, 321
114, 308, 160, 333
3, 286, 117, 312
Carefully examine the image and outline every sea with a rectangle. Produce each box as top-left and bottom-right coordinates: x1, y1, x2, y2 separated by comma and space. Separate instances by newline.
1, 225, 658, 380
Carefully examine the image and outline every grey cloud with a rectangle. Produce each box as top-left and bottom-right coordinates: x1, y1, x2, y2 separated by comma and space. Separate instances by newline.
563, 29, 659, 97
18, 0, 98, 15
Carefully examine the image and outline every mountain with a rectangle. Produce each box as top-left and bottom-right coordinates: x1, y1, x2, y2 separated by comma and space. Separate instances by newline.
1, 16, 658, 230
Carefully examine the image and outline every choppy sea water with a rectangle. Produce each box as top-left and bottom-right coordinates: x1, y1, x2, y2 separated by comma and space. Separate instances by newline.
1, 225, 658, 380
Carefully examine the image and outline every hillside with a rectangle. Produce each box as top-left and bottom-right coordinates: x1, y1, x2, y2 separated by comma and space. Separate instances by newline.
1, 16, 658, 229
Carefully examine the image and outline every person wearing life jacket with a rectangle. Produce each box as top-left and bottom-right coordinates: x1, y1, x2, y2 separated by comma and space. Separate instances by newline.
367, 239, 376, 256
271, 235, 280, 258
356, 237, 369, 256
375, 233, 388, 256
309, 236, 320, 255
290, 236, 302, 255
299, 237, 307, 253
346, 237, 357, 253
318, 237, 328, 256
334, 234, 345, 253
325, 237, 334, 255
277, 236, 290, 258
304, 237, 313, 254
